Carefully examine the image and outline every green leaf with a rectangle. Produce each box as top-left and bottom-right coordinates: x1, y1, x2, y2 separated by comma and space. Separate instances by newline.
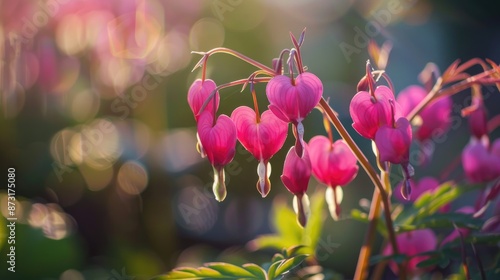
416, 253, 449, 268
413, 213, 483, 231
157, 262, 265, 279
268, 254, 308, 280
350, 209, 368, 223
273, 200, 303, 243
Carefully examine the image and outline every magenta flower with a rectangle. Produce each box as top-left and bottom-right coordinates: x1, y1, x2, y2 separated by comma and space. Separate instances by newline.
397, 85, 452, 142
462, 138, 500, 183
281, 146, 312, 227
231, 106, 288, 197
266, 73, 323, 156
187, 79, 220, 121
383, 229, 438, 277
374, 117, 412, 165
350, 85, 402, 139
197, 111, 237, 201
308, 135, 359, 219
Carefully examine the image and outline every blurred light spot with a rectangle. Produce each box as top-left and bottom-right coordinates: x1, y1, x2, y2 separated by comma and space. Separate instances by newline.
174, 181, 218, 234
189, 18, 225, 51
56, 14, 86, 55
150, 31, 191, 75
98, 56, 145, 92
50, 128, 77, 166
28, 203, 71, 240
68, 119, 122, 169
68, 89, 100, 122
1, 82, 26, 119
218, 0, 266, 31
84, 11, 114, 49
117, 161, 149, 195
156, 129, 203, 173
19, 51, 40, 89
60, 269, 84, 280
78, 164, 114, 192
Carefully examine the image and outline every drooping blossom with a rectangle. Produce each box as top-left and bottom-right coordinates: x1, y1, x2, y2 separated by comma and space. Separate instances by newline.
375, 117, 412, 165
187, 79, 220, 121
462, 137, 500, 183
197, 111, 237, 202
281, 146, 312, 227
394, 177, 439, 202
231, 106, 288, 197
308, 135, 358, 220
266, 73, 323, 157
350, 85, 402, 140
397, 85, 452, 142
383, 229, 438, 277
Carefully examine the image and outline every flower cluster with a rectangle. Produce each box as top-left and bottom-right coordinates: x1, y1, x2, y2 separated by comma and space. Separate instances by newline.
187, 30, 360, 226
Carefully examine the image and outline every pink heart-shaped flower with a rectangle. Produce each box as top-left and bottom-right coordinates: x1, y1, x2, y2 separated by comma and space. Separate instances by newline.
462, 138, 500, 183
350, 86, 401, 139
231, 106, 288, 161
197, 111, 236, 168
266, 73, 323, 124
281, 146, 311, 195
308, 136, 358, 188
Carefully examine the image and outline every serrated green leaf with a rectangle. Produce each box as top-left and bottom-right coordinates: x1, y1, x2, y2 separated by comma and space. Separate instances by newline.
271, 254, 308, 280
412, 213, 483, 231
249, 235, 296, 252
284, 245, 307, 258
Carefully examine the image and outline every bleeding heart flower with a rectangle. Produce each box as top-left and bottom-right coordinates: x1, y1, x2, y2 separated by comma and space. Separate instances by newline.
397, 85, 452, 142
231, 106, 288, 197
187, 79, 220, 121
383, 229, 438, 277
266, 73, 323, 156
281, 146, 312, 227
350, 86, 402, 139
308, 136, 359, 220
462, 137, 500, 183
197, 111, 237, 201
375, 117, 412, 165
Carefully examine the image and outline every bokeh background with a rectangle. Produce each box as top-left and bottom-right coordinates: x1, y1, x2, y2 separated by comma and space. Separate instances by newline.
1, 0, 500, 279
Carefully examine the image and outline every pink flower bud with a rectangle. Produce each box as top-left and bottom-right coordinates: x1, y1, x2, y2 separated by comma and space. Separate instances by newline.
394, 177, 439, 203
281, 146, 312, 196
187, 79, 220, 121
468, 103, 488, 139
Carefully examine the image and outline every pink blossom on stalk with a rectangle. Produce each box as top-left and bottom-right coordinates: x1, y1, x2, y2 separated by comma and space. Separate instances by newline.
383, 229, 438, 277
467, 100, 488, 139
197, 111, 237, 202
308, 136, 359, 219
187, 79, 220, 121
375, 117, 412, 165
349, 86, 402, 139
266, 73, 323, 157
462, 138, 500, 183
397, 85, 452, 142
281, 146, 312, 227
231, 106, 288, 197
